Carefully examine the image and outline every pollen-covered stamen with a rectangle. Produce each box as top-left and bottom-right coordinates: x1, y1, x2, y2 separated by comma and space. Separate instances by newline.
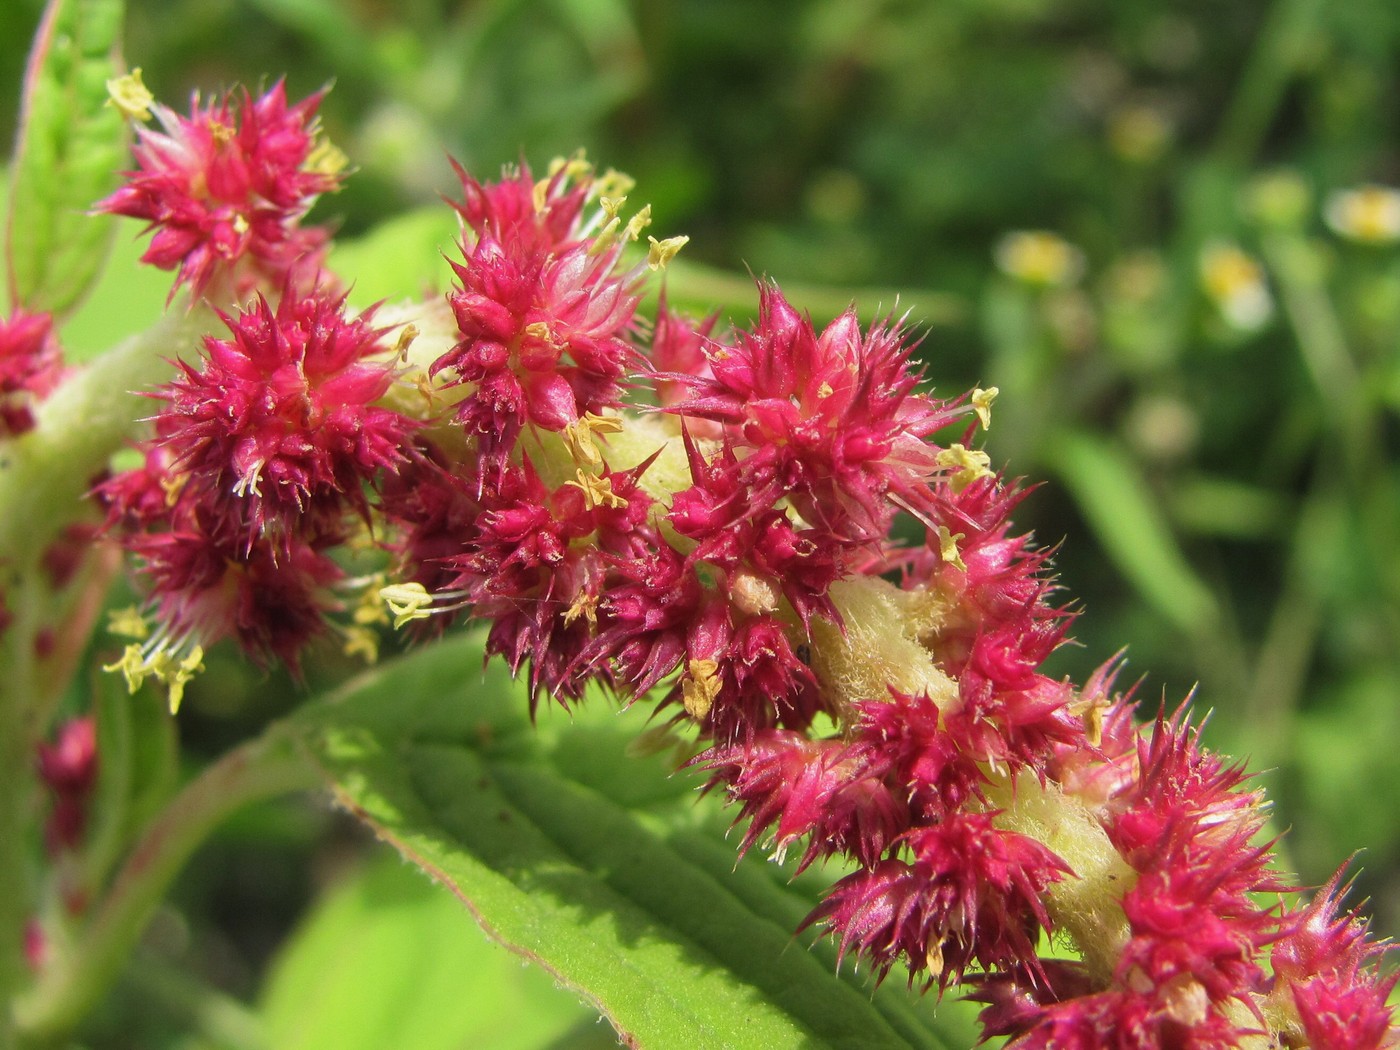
681, 658, 722, 719
378, 581, 472, 629
102, 621, 206, 714
106, 68, 154, 122
935, 443, 994, 493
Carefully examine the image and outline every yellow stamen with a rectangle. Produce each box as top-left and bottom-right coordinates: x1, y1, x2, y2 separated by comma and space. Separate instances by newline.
681, 658, 722, 720
936, 443, 994, 493
566, 469, 627, 510
391, 323, 420, 363
594, 168, 636, 200
647, 234, 689, 271
563, 590, 600, 626
305, 136, 348, 178
380, 582, 434, 628
103, 644, 152, 695
108, 606, 150, 640
971, 386, 999, 431
157, 646, 204, 715
161, 473, 188, 507
106, 68, 154, 122
342, 625, 380, 664
624, 204, 653, 243
936, 526, 968, 572
561, 412, 624, 468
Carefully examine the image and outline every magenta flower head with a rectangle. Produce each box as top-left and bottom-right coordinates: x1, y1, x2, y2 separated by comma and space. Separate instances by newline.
431, 158, 656, 475
156, 287, 417, 552
662, 284, 962, 543
0, 308, 64, 437
95, 79, 344, 301
101, 285, 419, 695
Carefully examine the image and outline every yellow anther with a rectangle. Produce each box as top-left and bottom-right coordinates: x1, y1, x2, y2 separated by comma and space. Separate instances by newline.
209, 120, 235, 147
563, 590, 600, 626
343, 625, 380, 664
108, 606, 150, 640
161, 473, 188, 507
532, 177, 550, 215
547, 150, 592, 182
936, 526, 968, 572
158, 646, 205, 715
391, 323, 420, 363
589, 217, 623, 255
817, 382, 835, 399
231, 213, 250, 236
352, 576, 391, 626
594, 168, 636, 200
936, 443, 994, 493
563, 422, 602, 468
305, 136, 349, 178
414, 371, 442, 409
681, 658, 722, 720
1068, 691, 1108, 747
380, 582, 434, 629
103, 644, 152, 695
566, 469, 627, 511
524, 321, 556, 347
106, 68, 154, 122
971, 387, 999, 431
599, 195, 627, 220
624, 204, 653, 243
647, 234, 689, 271
562, 412, 624, 469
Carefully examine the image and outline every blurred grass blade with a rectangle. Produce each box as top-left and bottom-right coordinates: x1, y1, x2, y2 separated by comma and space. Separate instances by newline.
5, 0, 127, 318
293, 633, 968, 1050
1048, 429, 1219, 635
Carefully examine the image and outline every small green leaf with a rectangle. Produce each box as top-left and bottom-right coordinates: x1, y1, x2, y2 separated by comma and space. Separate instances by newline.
5, 0, 127, 318
1048, 429, 1220, 635
291, 634, 974, 1050
261, 855, 596, 1050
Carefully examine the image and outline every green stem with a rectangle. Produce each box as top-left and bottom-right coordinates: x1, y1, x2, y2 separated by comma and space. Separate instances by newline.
0, 303, 212, 565
13, 724, 320, 1045
0, 304, 213, 1046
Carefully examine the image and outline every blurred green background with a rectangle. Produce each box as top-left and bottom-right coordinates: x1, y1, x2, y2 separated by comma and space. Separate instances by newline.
4, 0, 1399, 1046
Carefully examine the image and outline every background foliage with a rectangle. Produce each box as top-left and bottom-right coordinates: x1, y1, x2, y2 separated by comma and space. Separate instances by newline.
4, 0, 1398, 1046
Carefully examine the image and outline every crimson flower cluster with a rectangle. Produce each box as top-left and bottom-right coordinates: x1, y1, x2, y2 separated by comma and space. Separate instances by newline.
95, 79, 343, 301
102, 287, 417, 674
95, 80, 1396, 1048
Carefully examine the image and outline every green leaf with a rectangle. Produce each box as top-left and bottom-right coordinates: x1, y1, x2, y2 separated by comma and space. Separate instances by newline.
1047, 429, 1220, 635
291, 634, 977, 1050
261, 855, 596, 1050
5, 0, 127, 319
